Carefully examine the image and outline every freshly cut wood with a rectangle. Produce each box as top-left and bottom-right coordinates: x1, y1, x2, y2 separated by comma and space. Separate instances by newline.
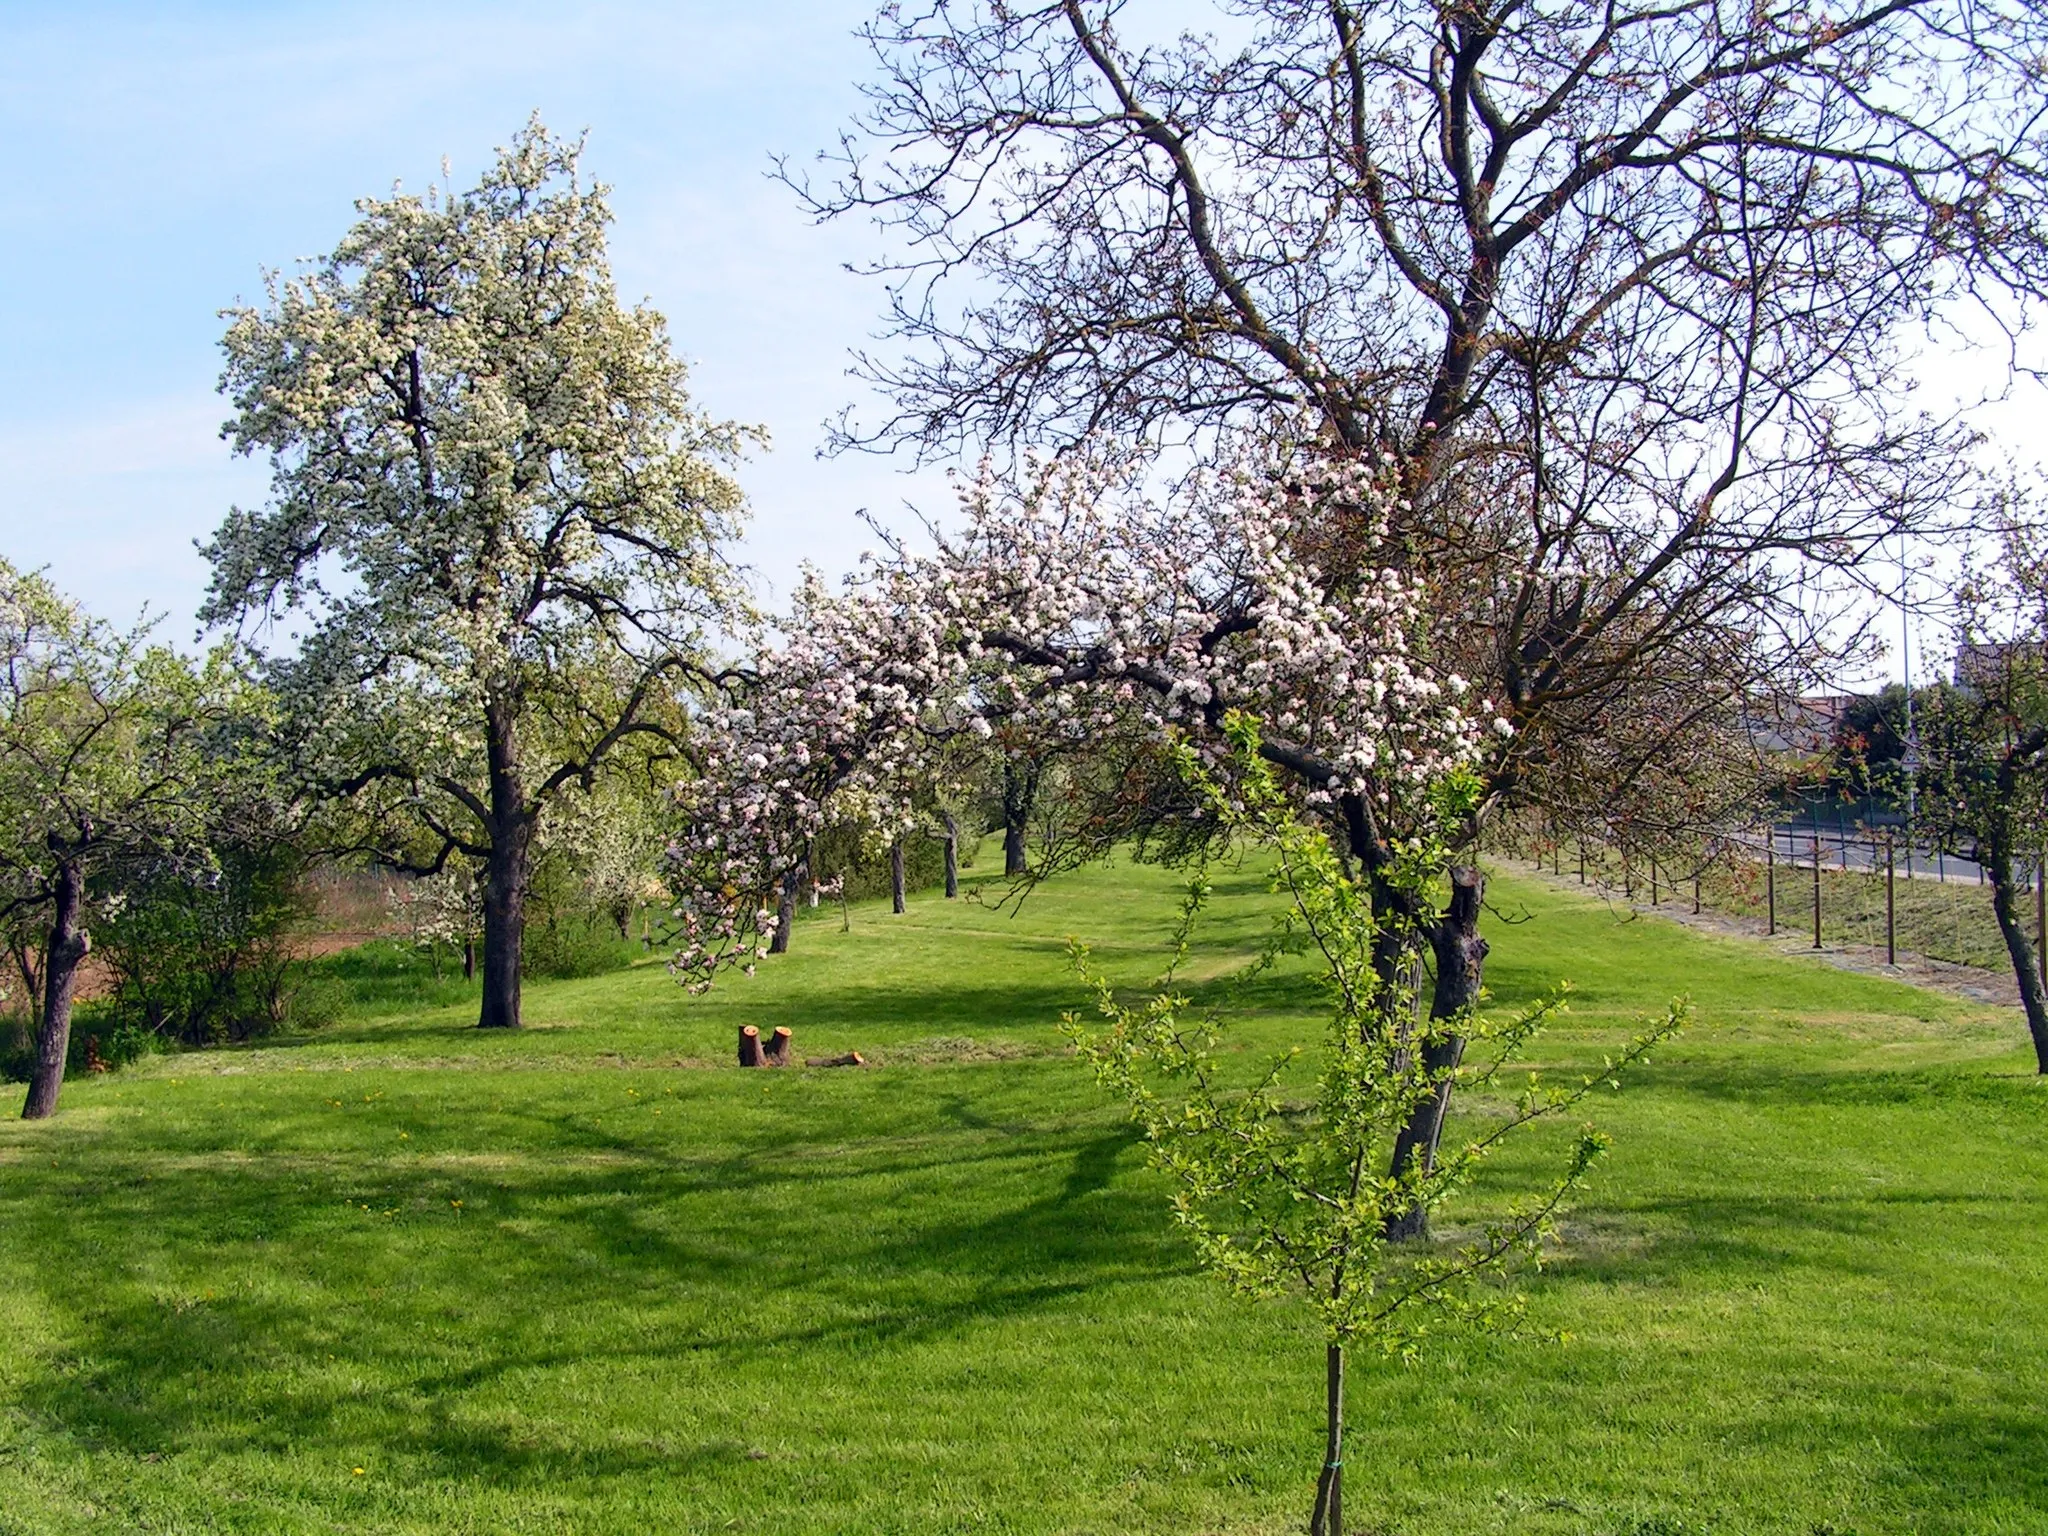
804, 1051, 865, 1068
738, 1025, 765, 1068
764, 1026, 792, 1066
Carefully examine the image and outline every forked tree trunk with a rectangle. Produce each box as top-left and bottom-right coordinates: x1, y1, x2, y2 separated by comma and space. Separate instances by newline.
891, 839, 907, 914
942, 810, 960, 898
1308, 1341, 1344, 1536
1384, 866, 1487, 1241
22, 859, 88, 1121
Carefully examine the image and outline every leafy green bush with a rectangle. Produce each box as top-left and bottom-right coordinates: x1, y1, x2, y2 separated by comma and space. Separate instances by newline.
521, 908, 633, 979
519, 856, 637, 979
0, 1014, 157, 1084
95, 842, 310, 1045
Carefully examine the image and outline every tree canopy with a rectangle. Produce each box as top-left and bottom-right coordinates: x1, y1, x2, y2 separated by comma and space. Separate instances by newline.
202, 117, 756, 1029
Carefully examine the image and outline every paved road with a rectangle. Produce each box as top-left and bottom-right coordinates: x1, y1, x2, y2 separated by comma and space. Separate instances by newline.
1751, 822, 1992, 884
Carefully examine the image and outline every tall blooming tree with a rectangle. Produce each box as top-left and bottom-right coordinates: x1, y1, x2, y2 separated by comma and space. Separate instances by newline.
203, 120, 754, 1030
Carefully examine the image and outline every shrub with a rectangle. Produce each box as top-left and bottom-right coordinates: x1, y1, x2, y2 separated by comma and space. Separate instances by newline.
95, 841, 310, 1045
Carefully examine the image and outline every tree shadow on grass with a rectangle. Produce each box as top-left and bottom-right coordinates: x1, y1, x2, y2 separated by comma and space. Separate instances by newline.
1543, 1185, 2023, 1290
1878, 1404, 2048, 1517
4, 1106, 1189, 1495
1659, 1056, 2048, 1112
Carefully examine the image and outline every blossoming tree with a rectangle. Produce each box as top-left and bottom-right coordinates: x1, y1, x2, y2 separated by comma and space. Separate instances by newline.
203, 119, 754, 1030
668, 441, 1501, 990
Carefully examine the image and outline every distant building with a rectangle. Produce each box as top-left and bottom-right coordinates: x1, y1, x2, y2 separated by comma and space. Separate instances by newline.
1954, 640, 2048, 692
1744, 693, 1855, 756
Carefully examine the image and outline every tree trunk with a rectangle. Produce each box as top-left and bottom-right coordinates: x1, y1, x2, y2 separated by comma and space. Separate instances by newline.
462, 934, 476, 982
1308, 1341, 1344, 1536
477, 706, 533, 1030
477, 842, 528, 1029
770, 865, 800, 954
1002, 758, 1038, 876
891, 839, 907, 914
738, 1024, 764, 1067
1384, 866, 1487, 1241
942, 810, 960, 898
1985, 828, 2048, 1073
764, 1026, 792, 1066
22, 859, 89, 1121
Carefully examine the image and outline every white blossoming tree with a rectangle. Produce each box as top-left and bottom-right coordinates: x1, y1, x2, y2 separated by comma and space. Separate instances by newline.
203, 119, 754, 1030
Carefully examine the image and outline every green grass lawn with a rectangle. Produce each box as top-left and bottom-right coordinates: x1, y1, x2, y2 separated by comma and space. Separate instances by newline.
1, 859, 2044, 1535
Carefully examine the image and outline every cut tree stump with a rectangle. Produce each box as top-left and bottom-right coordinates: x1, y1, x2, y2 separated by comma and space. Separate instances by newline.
764, 1026, 792, 1066
804, 1051, 865, 1068
738, 1025, 765, 1068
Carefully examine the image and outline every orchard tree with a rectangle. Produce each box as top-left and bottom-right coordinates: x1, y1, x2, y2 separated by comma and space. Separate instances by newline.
203, 119, 754, 1030
666, 443, 1502, 989
1070, 719, 1681, 1536
0, 561, 248, 1118
787, 0, 2048, 1217
1867, 513, 2048, 1072
664, 445, 1689, 1527
1880, 663, 2048, 1070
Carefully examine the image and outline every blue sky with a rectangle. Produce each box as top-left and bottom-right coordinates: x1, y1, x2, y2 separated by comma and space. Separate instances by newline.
0, 1, 956, 633
0, 0, 2038, 676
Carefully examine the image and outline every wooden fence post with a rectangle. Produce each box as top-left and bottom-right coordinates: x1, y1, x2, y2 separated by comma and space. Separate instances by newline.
1885, 832, 1896, 967
1812, 830, 1823, 949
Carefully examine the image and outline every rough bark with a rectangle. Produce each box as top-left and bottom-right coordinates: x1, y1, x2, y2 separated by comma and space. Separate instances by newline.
738, 1024, 765, 1067
21, 858, 88, 1121
764, 1026, 792, 1066
1308, 1341, 1344, 1536
1002, 759, 1038, 876
891, 839, 906, 914
478, 824, 531, 1029
1984, 816, 2048, 1074
941, 810, 960, 898
770, 865, 800, 954
1384, 866, 1487, 1241
477, 703, 532, 1030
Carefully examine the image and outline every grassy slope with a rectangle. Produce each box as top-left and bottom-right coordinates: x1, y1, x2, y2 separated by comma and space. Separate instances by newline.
0, 860, 2043, 1535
